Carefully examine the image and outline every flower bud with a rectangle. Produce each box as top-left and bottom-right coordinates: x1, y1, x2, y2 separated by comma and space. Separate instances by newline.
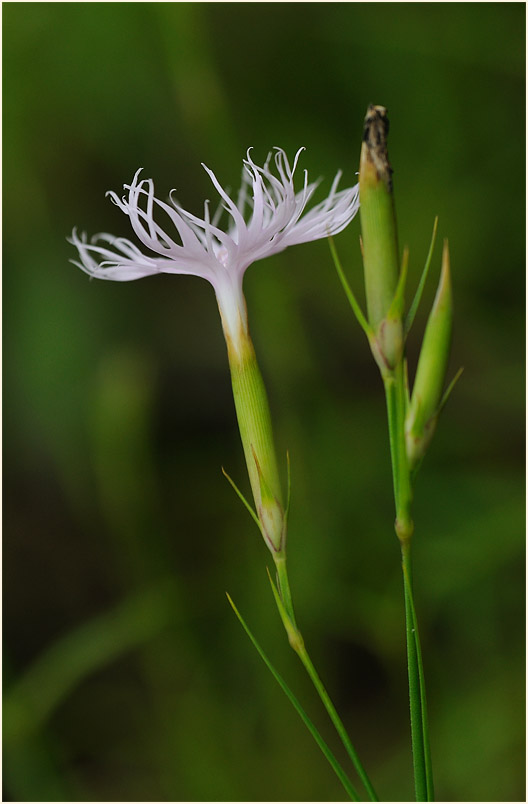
359, 106, 400, 330
405, 240, 453, 468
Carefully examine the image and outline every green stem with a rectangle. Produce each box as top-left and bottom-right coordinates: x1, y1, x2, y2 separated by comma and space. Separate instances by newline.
402, 550, 434, 802
274, 553, 296, 625
384, 376, 400, 505
227, 594, 360, 801
384, 362, 413, 541
401, 543, 427, 801
296, 643, 379, 802
383, 363, 433, 802
272, 557, 378, 802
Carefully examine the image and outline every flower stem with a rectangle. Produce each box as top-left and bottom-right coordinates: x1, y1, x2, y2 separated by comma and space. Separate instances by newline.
295, 642, 379, 802
402, 546, 434, 802
272, 556, 378, 802
401, 543, 427, 801
227, 593, 361, 801
224, 300, 378, 799
274, 553, 296, 625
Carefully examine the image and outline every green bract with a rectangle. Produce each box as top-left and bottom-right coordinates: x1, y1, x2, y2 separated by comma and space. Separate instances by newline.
405, 241, 453, 470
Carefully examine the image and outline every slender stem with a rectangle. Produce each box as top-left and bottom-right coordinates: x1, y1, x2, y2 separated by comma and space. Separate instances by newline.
296, 643, 379, 802
227, 594, 360, 801
386, 362, 413, 540
384, 376, 400, 505
272, 555, 378, 802
401, 543, 427, 801
383, 363, 433, 802
274, 553, 296, 626
402, 549, 434, 802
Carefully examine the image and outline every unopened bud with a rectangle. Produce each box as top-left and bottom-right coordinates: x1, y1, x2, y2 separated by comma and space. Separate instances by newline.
405, 240, 453, 468
359, 105, 400, 333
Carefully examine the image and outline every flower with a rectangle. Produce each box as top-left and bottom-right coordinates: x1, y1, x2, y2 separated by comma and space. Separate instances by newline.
70, 148, 359, 556
70, 147, 359, 349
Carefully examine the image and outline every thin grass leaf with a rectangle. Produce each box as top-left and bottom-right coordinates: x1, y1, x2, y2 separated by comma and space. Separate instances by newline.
403, 359, 411, 410
285, 450, 292, 522
405, 216, 439, 336
267, 567, 379, 802
387, 246, 409, 321
226, 593, 360, 801
438, 366, 464, 414
266, 566, 300, 649
329, 236, 372, 339
402, 562, 434, 801
221, 466, 261, 530
402, 571, 427, 801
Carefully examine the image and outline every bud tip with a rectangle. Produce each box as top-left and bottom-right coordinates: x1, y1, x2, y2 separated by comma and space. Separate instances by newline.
361, 104, 393, 190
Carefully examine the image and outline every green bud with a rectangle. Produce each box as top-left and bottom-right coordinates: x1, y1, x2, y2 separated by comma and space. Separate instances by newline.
405, 240, 453, 468
359, 107, 400, 325
359, 105, 404, 373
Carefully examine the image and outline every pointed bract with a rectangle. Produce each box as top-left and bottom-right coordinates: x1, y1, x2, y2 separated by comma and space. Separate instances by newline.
405, 240, 453, 469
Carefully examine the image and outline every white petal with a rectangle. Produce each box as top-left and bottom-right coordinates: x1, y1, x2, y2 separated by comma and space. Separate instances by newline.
71, 150, 360, 296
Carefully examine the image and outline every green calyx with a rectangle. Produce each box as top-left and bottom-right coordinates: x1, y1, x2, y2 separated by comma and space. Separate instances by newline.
253, 447, 286, 554
226, 327, 286, 553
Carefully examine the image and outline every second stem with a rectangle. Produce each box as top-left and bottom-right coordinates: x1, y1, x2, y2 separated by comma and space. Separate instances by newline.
384, 363, 433, 802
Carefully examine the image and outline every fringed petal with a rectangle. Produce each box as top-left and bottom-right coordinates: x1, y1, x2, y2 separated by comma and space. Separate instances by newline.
70, 149, 359, 291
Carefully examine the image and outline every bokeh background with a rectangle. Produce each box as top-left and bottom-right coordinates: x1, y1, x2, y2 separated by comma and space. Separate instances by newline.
3, 3, 525, 802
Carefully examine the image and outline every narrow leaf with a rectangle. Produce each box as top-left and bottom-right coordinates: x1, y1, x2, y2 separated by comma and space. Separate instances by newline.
266, 566, 300, 650
387, 245, 409, 321
438, 366, 464, 414
402, 563, 434, 801
226, 593, 360, 801
403, 358, 411, 410
284, 450, 292, 523
328, 236, 372, 339
221, 467, 260, 530
405, 216, 439, 336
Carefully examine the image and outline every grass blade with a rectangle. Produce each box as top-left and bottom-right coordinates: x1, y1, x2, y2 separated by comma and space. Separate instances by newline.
329, 236, 372, 339
402, 560, 434, 800
221, 467, 261, 530
226, 593, 360, 801
405, 216, 439, 336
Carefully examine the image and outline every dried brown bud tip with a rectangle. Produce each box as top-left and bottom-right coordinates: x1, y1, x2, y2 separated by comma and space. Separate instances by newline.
362, 104, 393, 191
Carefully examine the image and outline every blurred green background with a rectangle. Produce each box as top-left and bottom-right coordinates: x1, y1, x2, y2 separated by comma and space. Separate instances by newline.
3, 3, 525, 802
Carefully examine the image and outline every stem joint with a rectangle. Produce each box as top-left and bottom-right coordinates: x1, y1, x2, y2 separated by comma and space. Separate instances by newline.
395, 516, 414, 546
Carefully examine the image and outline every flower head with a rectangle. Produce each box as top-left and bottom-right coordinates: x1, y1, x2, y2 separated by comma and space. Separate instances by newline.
70, 148, 359, 347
